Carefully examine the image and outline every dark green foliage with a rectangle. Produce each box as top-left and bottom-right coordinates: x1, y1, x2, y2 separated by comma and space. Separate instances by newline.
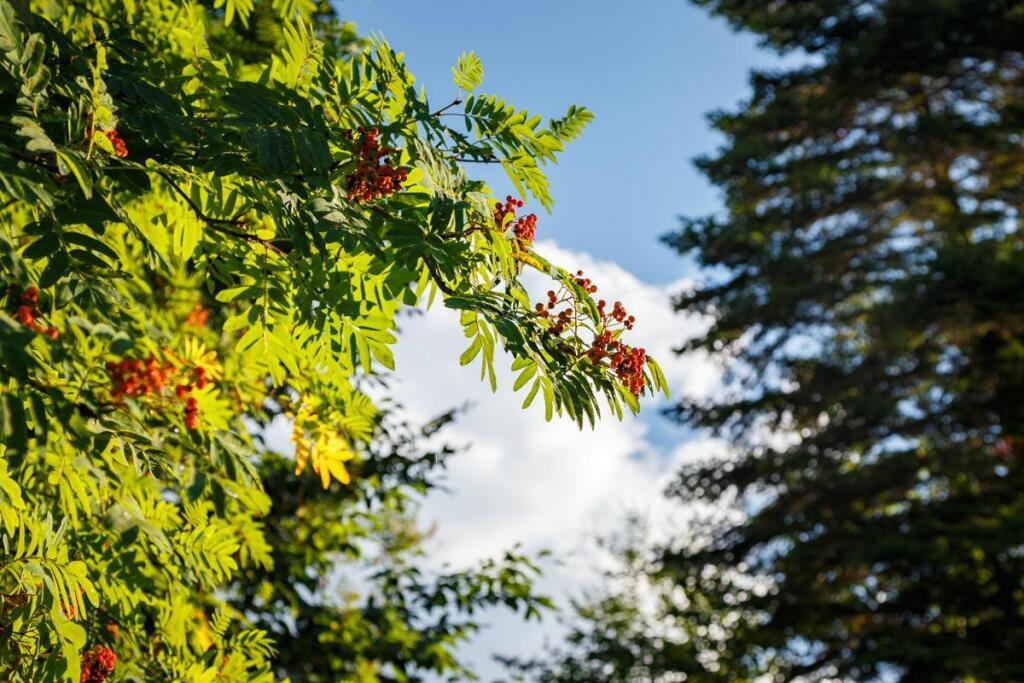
662, 3, 1024, 678
523, 1, 1024, 681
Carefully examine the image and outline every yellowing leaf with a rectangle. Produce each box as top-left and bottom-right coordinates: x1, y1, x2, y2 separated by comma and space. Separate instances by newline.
311, 428, 352, 488
291, 404, 356, 489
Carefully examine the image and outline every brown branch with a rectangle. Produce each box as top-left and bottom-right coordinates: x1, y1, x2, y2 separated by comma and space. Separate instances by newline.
440, 224, 497, 240
431, 98, 463, 117
10, 150, 57, 173
450, 155, 499, 164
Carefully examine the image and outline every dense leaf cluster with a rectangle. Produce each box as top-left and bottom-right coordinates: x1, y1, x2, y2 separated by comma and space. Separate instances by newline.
0, 0, 665, 680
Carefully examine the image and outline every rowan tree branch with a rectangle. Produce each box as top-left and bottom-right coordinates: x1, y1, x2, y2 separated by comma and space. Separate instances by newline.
157, 172, 287, 257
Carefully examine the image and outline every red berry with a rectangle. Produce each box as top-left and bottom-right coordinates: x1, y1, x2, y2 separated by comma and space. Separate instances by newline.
80, 645, 116, 683
15, 305, 34, 326
104, 130, 128, 158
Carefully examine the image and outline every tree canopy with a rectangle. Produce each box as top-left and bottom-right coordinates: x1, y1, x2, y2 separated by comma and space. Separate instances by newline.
518, 0, 1024, 680
0, 0, 668, 680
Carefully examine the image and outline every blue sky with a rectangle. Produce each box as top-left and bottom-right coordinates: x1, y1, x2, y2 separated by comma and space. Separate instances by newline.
329, 0, 777, 677
337, 0, 775, 283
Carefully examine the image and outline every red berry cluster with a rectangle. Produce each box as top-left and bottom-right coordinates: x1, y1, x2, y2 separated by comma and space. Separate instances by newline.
534, 271, 648, 396
535, 289, 575, 335
493, 195, 522, 225
514, 213, 537, 242
106, 356, 174, 400
611, 345, 647, 396
599, 299, 636, 330
492, 195, 538, 242
588, 297, 645, 393
104, 130, 128, 158
106, 356, 208, 430
179, 367, 208, 430
10, 286, 59, 339
535, 270, 601, 336
80, 645, 116, 683
344, 127, 408, 202
993, 437, 1018, 461
572, 270, 598, 295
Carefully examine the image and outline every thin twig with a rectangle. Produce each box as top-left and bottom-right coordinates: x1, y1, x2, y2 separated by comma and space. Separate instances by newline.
157, 172, 287, 257
450, 155, 499, 164
431, 97, 463, 117
367, 205, 460, 295
423, 256, 458, 296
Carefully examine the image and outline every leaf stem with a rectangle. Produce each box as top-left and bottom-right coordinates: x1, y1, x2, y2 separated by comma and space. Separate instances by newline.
157, 172, 287, 257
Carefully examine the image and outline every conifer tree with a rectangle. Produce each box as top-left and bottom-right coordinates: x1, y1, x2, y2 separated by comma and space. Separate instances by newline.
518, 1, 1024, 680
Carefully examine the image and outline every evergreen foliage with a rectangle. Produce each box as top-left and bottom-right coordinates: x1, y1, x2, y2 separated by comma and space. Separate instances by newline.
519, 1, 1024, 680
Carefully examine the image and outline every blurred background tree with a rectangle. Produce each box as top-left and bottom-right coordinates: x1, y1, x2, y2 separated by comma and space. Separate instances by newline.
518, 1, 1024, 680
0, 0, 665, 680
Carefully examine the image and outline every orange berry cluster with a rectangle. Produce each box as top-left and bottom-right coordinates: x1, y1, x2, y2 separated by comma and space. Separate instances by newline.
11, 286, 59, 339
105, 356, 208, 430
534, 270, 648, 395
104, 130, 128, 158
80, 645, 116, 683
344, 127, 408, 202
493, 195, 538, 242
185, 303, 208, 328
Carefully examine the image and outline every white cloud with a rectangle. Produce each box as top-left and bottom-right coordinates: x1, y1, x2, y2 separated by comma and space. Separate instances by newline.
387, 240, 726, 674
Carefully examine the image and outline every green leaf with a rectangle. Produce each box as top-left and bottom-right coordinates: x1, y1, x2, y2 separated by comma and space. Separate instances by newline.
22, 232, 60, 259
521, 377, 541, 409
549, 105, 594, 143
452, 51, 483, 91
38, 250, 69, 287
541, 377, 554, 421
56, 150, 92, 199
459, 335, 482, 366
513, 362, 537, 391
63, 231, 119, 262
